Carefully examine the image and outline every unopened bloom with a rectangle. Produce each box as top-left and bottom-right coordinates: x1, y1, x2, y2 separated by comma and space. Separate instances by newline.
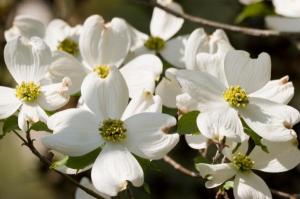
176, 50, 300, 142
197, 139, 300, 199
0, 37, 70, 131
42, 65, 179, 197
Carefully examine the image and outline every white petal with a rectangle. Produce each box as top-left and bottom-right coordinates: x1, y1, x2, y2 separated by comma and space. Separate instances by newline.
0, 86, 22, 119
240, 97, 300, 142
272, 0, 300, 18
150, 1, 184, 40
184, 28, 208, 69
126, 23, 148, 52
265, 16, 300, 33
124, 112, 179, 160
234, 172, 271, 199
81, 66, 129, 120
42, 108, 102, 156
176, 70, 226, 111
185, 134, 208, 150
91, 144, 144, 197
122, 91, 162, 120
18, 103, 48, 131
120, 69, 156, 99
196, 163, 236, 188
46, 51, 86, 94
239, 0, 262, 5
79, 15, 130, 68
4, 37, 51, 83
121, 54, 162, 78
250, 139, 300, 172
38, 81, 70, 111
197, 106, 246, 142
155, 68, 182, 108
4, 15, 45, 41
250, 76, 294, 104
160, 35, 188, 68
75, 178, 110, 199
176, 93, 200, 113
224, 50, 271, 93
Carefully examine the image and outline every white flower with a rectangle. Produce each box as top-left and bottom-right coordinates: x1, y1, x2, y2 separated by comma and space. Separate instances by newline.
0, 37, 70, 131
238, 0, 263, 5
272, 0, 300, 18
127, 0, 185, 68
42, 65, 179, 197
155, 28, 233, 108
265, 16, 300, 33
80, 15, 163, 98
176, 50, 300, 142
197, 139, 300, 199
5, 15, 86, 95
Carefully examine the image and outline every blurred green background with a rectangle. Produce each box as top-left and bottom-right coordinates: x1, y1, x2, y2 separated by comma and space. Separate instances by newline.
1, 0, 300, 198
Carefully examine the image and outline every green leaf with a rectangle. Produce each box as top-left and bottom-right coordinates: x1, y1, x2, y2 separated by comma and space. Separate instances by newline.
143, 183, 151, 194
1, 115, 20, 139
177, 111, 200, 135
194, 154, 209, 164
65, 147, 101, 169
241, 118, 268, 153
223, 181, 234, 190
235, 2, 274, 23
50, 156, 69, 169
135, 156, 160, 172
30, 121, 51, 132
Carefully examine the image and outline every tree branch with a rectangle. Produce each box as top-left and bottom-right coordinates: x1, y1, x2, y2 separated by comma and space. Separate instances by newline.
13, 129, 104, 199
138, 0, 300, 38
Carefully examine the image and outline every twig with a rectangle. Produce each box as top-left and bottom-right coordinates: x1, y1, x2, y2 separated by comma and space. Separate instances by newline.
270, 189, 300, 199
13, 129, 104, 199
163, 155, 200, 177
137, 0, 300, 38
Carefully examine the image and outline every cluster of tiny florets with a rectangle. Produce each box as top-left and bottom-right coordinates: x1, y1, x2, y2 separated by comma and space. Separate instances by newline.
16, 81, 41, 103
223, 85, 249, 108
100, 119, 127, 143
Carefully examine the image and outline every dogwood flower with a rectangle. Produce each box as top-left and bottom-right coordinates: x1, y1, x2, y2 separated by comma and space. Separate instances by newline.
42, 65, 179, 197
197, 139, 300, 199
0, 37, 70, 131
156, 28, 233, 108
80, 15, 163, 98
272, 0, 300, 18
5, 15, 86, 94
127, 0, 185, 68
176, 50, 300, 142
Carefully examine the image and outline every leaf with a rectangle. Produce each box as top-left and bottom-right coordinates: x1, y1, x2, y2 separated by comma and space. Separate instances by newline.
65, 147, 101, 170
143, 183, 151, 194
235, 2, 274, 23
241, 118, 268, 153
193, 154, 209, 164
1, 115, 20, 139
30, 121, 52, 132
223, 181, 234, 190
177, 111, 200, 135
50, 156, 69, 169
135, 156, 160, 172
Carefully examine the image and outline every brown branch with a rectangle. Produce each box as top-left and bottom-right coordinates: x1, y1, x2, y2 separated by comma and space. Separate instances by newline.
163, 155, 200, 177
138, 0, 300, 38
270, 189, 300, 199
13, 130, 104, 199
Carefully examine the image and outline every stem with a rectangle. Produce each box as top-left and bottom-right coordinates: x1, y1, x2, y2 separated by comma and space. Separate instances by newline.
13, 129, 104, 199
137, 0, 300, 38
163, 155, 199, 177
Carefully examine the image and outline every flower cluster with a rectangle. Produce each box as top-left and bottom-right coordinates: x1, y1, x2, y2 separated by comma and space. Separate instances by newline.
1, 0, 300, 199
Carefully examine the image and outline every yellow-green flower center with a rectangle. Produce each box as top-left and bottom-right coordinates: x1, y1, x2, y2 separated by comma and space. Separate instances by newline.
223, 86, 249, 108
93, 65, 110, 79
100, 119, 127, 143
57, 38, 79, 56
16, 81, 41, 102
144, 36, 165, 51
232, 152, 254, 172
